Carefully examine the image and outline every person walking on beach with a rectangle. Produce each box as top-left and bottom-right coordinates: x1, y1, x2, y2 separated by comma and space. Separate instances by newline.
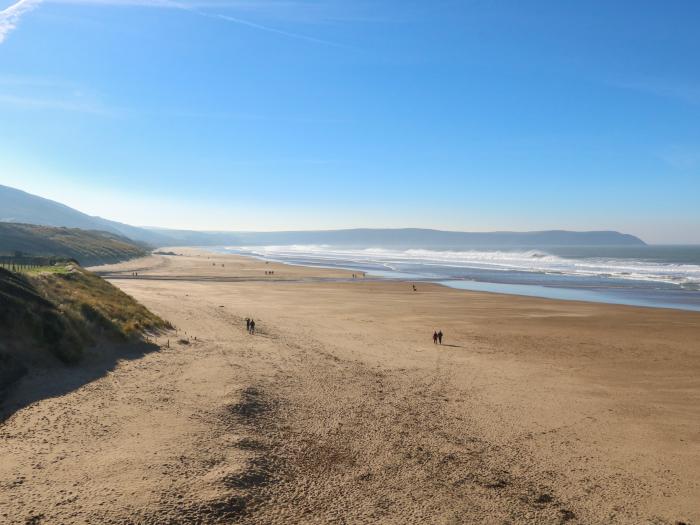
250, 319, 256, 335
437, 330, 443, 345
245, 318, 250, 331
433, 331, 438, 344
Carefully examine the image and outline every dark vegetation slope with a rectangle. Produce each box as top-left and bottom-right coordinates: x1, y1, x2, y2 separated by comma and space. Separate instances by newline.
0, 222, 148, 265
0, 264, 170, 394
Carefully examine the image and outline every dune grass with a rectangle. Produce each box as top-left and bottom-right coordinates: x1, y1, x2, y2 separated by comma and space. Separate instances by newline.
33, 264, 171, 342
1, 264, 171, 370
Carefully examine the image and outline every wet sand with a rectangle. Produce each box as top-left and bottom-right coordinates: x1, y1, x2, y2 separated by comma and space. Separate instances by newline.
1, 247, 699, 524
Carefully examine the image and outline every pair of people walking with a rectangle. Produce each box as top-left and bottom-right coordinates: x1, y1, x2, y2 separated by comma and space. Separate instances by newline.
432, 330, 443, 345
245, 318, 256, 334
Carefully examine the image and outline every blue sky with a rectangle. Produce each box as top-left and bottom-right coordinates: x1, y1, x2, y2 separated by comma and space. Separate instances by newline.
1, 0, 699, 243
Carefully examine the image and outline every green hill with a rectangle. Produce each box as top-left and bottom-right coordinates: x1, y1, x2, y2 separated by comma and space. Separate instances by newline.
0, 263, 170, 394
0, 222, 149, 266
0, 183, 173, 246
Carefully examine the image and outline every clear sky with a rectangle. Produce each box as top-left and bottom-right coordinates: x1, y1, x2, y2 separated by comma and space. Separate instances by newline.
1, 0, 699, 243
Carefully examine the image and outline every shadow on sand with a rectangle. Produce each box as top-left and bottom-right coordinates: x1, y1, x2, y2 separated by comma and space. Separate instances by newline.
440, 344, 463, 348
0, 340, 160, 422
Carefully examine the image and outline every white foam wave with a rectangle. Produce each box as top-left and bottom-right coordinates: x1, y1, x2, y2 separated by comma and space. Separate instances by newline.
227, 245, 700, 287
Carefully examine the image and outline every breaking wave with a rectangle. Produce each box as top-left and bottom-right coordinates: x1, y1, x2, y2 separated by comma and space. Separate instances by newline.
228, 245, 700, 288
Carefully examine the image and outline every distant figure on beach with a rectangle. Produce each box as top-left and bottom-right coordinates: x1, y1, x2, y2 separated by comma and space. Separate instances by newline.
412, 284, 417, 292
438, 330, 443, 345
245, 318, 250, 331
249, 319, 256, 335
433, 331, 438, 344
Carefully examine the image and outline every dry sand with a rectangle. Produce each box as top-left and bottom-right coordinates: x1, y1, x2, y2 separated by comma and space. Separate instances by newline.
1, 247, 699, 524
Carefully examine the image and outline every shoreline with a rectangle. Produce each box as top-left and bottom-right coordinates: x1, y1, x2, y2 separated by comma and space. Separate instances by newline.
182, 246, 700, 314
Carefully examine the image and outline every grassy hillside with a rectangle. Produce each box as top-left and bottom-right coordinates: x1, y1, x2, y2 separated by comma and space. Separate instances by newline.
0, 183, 174, 246
0, 222, 149, 266
0, 263, 170, 392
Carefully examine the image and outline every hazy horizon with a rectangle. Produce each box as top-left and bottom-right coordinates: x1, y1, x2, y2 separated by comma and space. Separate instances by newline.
2, 1, 699, 243
3, 181, 699, 246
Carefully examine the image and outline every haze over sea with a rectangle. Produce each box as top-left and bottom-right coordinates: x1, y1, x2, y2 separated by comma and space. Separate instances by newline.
224, 244, 700, 312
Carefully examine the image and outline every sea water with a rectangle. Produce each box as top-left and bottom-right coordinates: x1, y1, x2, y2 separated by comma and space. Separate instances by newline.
221, 244, 700, 312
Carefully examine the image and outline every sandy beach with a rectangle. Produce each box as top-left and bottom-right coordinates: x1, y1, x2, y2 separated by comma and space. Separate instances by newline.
1, 248, 699, 524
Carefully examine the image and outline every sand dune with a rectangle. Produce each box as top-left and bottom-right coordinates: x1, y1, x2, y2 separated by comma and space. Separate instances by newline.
1, 248, 699, 524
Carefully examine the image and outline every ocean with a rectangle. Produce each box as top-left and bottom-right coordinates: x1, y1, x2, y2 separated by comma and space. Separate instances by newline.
222, 244, 700, 312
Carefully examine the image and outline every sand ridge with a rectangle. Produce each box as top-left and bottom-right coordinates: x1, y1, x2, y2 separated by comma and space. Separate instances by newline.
1, 249, 699, 524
